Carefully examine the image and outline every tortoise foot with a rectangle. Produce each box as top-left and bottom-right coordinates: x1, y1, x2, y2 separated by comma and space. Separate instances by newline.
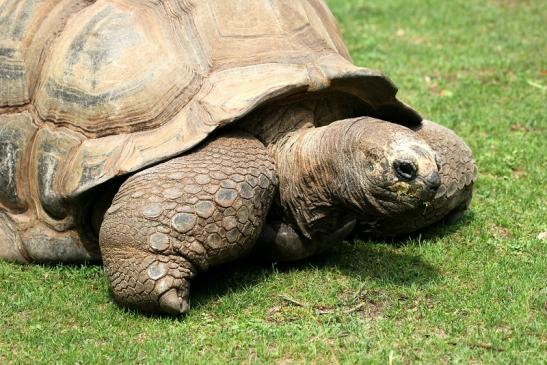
159, 288, 190, 315
99, 205, 197, 314
99, 132, 276, 314
100, 206, 196, 315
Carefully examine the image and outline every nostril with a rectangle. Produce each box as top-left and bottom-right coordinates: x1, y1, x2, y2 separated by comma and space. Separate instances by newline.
426, 171, 441, 189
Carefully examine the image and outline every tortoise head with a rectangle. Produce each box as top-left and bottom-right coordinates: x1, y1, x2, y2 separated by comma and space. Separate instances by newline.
271, 117, 441, 239
353, 120, 442, 215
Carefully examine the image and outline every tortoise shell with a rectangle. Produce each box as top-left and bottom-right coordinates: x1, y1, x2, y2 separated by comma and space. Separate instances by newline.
0, 0, 420, 221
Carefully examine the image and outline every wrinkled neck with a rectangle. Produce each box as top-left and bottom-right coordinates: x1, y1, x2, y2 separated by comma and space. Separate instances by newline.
270, 119, 369, 239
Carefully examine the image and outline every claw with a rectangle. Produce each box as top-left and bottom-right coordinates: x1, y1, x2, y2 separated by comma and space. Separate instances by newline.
323, 220, 356, 244
159, 289, 189, 315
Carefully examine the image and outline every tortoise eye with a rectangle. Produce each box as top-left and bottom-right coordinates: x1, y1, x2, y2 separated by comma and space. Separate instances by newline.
394, 160, 417, 181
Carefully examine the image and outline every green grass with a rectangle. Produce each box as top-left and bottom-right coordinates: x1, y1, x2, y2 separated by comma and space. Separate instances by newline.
1, 0, 546, 363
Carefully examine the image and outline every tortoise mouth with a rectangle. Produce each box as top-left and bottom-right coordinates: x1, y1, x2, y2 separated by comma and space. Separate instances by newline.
366, 180, 436, 217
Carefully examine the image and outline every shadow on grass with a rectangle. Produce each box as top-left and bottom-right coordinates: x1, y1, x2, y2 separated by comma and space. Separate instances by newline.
355, 210, 476, 246
190, 197, 476, 311
189, 236, 440, 310
189, 212, 481, 308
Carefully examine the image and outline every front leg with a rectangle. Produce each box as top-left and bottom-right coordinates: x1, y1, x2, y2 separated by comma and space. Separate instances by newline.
99, 132, 276, 314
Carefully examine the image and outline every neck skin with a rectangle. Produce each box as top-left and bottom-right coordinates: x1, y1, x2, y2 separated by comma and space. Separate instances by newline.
269, 119, 377, 239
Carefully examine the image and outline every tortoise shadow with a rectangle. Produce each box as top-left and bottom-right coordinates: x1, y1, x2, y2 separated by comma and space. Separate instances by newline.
189, 237, 440, 311
188, 212, 479, 310
358, 210, 476, 245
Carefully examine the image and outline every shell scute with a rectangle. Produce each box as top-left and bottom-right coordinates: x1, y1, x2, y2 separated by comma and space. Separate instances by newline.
35, 1, 203, 137
3, 0, 419, 208
0, 0, 48, 106
0, 112, 36, 212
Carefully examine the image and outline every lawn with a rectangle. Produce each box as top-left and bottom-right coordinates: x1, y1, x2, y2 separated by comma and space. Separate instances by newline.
1, 0, 545, 363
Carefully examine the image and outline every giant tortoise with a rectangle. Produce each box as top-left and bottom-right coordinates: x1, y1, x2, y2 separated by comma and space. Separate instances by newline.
0, 0, 476, 314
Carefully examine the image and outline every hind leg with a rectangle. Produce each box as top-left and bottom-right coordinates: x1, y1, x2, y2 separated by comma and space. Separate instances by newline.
99, 132, 276, 314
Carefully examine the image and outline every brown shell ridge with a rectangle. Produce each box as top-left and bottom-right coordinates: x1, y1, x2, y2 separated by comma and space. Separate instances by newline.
33, 0, 205, 138
34, 69, 204, 138
60, 55, 420, 200
0, 0, 97, 109
60, 61, 312, 198
304, 0, 352, 61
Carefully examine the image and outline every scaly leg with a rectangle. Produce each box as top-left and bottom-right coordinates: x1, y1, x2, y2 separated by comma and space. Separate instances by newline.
99, 132, 276, 314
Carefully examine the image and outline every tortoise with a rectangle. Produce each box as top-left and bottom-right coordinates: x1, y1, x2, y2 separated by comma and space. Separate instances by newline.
0, 0, 476, 314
